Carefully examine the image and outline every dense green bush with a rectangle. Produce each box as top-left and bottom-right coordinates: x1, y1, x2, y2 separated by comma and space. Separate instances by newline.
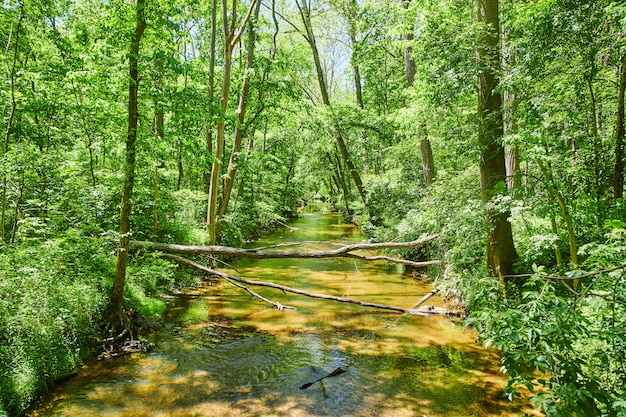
468, 224, 626, 416
0, 229, 191, 416
0, 234, 112, 415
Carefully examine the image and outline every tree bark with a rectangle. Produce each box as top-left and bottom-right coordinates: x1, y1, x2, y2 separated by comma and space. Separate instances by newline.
402, 1, 435, 189
477, 0, 518, 286
419, 125, 436, 187
204, 0, 217, 189
615, 54, 626, 200
327, 152, 351, 214
131, 234, 440, 268
106, 0, 147, 323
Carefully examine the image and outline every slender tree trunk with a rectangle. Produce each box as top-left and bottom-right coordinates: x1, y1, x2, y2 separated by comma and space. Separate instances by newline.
586, 74, 602, 200
327, 152, 351, 214
153, 163, 159, 240
10, 171, 24, 244
537, 159, 579, 268
153, 58, 164, 240
177, 139, 183, 190
206, 0, 259, 244
502, 1, 519, 198
505, 145, 519, 195
419, 124, 436, 186
72, 83, 97, 187
205, 0, 217, 182
106, 0, 147, 323
477, 0, 518, 287
550, 216, 563, 267
402, 0, 416, 87
217, 0, 261, 220
615, 54, 626, 200
538, 157, 580, 291
402, 1, 435, 188
2, 11, 23, 243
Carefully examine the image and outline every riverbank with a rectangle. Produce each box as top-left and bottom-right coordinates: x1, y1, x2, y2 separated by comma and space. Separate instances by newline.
1, 205, 326, 417
25, 211, 535, 417
0, 232, 200, 417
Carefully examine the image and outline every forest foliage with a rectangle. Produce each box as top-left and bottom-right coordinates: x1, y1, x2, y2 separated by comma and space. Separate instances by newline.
1, 0, 626, 415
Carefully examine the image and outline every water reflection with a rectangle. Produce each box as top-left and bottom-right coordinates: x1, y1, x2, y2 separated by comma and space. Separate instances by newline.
29, 209, 534, 416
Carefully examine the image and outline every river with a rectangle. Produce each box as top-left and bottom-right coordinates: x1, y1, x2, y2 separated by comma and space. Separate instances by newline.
28, 207, 532, 416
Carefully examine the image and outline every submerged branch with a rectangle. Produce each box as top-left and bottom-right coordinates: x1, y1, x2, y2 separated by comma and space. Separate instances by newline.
160, 254, 456, 317
221, 274, 297, 311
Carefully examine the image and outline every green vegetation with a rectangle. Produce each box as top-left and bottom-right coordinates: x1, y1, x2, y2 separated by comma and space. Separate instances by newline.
1, 0, 626, 415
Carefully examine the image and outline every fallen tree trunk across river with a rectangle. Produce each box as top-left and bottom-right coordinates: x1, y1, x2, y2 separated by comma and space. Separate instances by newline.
132, 235, 458, 317
131, 234, 441, 269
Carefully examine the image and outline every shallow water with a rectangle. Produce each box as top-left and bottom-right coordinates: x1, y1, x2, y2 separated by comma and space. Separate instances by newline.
29, 207, 532, 417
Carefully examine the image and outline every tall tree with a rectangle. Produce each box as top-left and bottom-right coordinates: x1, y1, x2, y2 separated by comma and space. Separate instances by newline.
402, 0, 435, 187
106, 0, 147, 327
217, 0, 262, 220
615, 53, 626, 200
476, 0, 518, 284
206, 0, 259, 244
1, 7, 24, 243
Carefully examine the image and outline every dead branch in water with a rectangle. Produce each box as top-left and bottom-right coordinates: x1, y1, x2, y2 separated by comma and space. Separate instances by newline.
132, 234, 441, 269
160, 254, 457, 317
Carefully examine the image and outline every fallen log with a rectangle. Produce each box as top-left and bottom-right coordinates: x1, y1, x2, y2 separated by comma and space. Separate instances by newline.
161, 254, 458, 317
132, 234, 440, 269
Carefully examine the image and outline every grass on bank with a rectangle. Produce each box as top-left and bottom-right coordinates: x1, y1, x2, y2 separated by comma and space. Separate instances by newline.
0, 231, 196, 416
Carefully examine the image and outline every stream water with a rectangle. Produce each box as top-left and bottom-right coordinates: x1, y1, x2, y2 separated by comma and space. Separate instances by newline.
28, 206, 532, 417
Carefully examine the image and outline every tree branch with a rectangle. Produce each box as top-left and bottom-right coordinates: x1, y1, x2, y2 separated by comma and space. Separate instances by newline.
160, 254, 456, 317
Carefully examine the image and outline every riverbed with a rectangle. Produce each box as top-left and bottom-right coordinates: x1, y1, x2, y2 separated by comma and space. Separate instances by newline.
28, 207, 532, 416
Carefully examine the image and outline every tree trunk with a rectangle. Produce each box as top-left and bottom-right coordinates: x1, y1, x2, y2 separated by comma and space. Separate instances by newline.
106, 0, 147, 323
153, 60, 164, 240
501, 2, 519, 198
217, 0, 261, 220
402, 2, 435, 189
2, 10, 23, 243
206, 0, 259, 244
204, 0, 217, 187
615, 54, 626, 200
477, 0, 518, 286
586, 74, 602, 201
505, 145, 519, 196
177, 139, 183, 190
550, 216, 563, 267
537, 159, 579, 267
327, 152, 351, 214
402, 0, 416, 87
419, 125, 436, 186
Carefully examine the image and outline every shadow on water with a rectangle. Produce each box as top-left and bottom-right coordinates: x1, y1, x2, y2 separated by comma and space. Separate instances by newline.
28, 207, 536, 417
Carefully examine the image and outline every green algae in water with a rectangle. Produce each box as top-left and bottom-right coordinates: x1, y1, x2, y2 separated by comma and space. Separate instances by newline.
179, 298, 210, 324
